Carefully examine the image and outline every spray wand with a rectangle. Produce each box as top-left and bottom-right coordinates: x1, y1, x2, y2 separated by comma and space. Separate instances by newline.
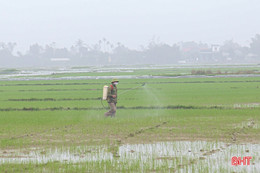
118, 82, 146, 96
100, 83, 146, 110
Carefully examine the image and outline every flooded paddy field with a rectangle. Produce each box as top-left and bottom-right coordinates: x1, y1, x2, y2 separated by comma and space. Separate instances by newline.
1, 64, 260, 81
0, 141, 259, 172
0, 65, 260, 172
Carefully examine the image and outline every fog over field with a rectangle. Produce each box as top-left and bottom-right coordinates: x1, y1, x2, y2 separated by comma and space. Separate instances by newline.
1, 2, 260, 172
1, 0, 260, 67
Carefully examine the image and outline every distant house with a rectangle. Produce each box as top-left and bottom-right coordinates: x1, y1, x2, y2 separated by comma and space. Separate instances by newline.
199, 48, 212, 54
211, 44, 220, 52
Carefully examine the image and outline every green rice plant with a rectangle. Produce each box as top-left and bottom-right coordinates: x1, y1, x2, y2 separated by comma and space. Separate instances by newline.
0, 70, 260, 172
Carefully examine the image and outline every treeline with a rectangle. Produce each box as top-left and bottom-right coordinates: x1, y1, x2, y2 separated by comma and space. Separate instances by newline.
1, 35, 260, 67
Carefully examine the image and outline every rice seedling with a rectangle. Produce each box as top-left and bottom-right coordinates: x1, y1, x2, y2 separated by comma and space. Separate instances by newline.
0, 66, 260, 172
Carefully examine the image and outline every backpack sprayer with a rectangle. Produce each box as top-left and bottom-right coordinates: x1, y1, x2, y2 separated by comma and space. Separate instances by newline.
101, 83, 146, 109
103, 85, 109, 101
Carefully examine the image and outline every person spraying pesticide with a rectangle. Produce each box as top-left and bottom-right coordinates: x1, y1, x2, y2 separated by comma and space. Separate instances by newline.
104, 78, 119, 117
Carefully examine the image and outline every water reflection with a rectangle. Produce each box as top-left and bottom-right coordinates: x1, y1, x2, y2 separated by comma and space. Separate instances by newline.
0, 141, 259, 172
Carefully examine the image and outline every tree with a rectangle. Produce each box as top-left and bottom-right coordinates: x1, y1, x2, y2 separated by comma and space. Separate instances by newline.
42, 44, 55, 59
0, 42, 17, 59
146, 43, 180, 64
250, 34, 260, 56
28, 44, 42, 58
220, 40, 245, 62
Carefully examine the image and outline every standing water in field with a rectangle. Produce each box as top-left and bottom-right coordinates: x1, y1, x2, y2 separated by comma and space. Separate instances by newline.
1, 141, 259, 172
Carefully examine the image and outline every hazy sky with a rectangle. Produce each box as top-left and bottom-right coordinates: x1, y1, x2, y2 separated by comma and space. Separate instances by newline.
1, 0, 260, 52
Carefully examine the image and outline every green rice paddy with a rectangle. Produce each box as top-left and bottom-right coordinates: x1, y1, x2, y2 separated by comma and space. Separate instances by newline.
0, 65, 260, 172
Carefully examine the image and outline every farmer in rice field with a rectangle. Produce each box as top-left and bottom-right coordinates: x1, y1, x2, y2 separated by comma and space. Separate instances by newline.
104, 78, 119, 117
